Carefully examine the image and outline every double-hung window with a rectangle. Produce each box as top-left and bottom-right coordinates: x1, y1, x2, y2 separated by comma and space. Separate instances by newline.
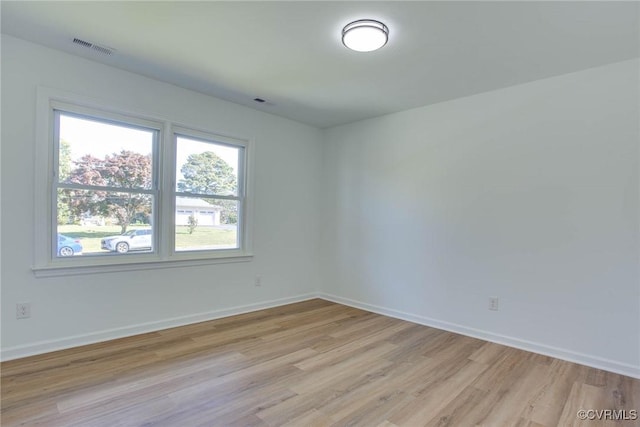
54, 110, 159, 257
34, 89, 252, 276
173, 129, 245, 252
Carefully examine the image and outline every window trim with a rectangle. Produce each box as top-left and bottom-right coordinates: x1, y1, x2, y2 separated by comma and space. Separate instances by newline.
33, 87, 254, 277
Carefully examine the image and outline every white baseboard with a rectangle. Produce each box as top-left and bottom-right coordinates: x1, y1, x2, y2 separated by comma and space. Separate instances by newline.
0, 293, 319, 362
4, 291, 639, 379
318, 293, 640, 379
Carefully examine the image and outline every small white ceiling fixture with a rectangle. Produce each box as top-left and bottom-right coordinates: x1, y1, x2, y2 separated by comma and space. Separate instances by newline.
342, 19, 389, 52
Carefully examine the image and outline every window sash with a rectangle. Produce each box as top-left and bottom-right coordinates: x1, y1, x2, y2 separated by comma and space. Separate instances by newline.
53, 109, 160, 191
174, 131, 246, 198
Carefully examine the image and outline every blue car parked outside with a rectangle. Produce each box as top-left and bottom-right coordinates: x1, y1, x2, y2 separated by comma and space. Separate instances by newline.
58, 234, 82, 257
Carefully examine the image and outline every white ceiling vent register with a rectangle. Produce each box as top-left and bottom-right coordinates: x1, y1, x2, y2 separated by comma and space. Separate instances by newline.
72, 38, 115, 55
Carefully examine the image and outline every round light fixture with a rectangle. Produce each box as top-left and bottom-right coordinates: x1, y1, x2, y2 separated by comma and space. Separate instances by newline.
342, 19, 389, 52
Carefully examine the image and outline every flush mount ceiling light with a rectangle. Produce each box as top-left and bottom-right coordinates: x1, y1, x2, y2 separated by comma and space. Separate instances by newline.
342, 19, 389, 52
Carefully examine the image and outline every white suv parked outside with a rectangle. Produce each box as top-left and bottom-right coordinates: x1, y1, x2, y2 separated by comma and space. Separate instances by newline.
101, 229, 152, 253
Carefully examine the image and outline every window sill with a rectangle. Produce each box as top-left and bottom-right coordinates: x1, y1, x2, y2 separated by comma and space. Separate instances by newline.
32, 253, 253, 278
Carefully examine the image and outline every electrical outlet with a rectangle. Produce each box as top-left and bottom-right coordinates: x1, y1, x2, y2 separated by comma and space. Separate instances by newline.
16, 303, 31, 319
254, 275, 262, 287
489, 297, 499, 311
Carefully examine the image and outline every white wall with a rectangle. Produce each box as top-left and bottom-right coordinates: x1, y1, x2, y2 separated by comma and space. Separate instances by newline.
1, 35, 323, 358
321, 59, 640, 377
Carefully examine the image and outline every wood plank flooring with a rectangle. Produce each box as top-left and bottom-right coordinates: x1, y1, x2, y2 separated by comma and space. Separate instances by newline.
1, 299, 638, 426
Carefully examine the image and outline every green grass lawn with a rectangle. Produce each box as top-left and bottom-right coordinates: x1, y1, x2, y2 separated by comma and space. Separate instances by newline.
175, 225, 237, 251
58, 224, 237, 254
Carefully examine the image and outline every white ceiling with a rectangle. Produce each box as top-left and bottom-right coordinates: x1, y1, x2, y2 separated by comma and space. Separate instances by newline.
2, 1, 638, 128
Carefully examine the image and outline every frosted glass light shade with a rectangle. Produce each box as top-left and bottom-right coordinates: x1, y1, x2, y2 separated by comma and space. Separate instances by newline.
342, 20, 389, 52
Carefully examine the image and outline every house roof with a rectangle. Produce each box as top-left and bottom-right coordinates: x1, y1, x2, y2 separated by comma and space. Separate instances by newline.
175, 197, 222, 210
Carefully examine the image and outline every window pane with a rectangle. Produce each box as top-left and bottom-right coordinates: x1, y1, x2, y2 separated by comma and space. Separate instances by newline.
56, 189, 154, 256
175, 197, 238, 252
58, 114, 154, 190
176, 136, 239, 196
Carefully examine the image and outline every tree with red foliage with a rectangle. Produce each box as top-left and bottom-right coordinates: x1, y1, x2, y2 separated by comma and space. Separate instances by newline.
66, 150, 152, 234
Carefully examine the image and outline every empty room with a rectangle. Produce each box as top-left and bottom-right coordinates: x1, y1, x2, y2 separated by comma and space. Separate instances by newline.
1, 1, 639, 426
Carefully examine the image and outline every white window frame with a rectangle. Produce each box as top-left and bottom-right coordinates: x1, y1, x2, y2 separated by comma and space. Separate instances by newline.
33, 87, 253, 277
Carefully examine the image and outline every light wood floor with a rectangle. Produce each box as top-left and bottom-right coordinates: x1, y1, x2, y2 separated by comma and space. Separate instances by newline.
1, 299, 638, 426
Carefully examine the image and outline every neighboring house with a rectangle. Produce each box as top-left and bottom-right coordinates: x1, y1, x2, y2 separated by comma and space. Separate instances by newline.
175, 197, 221, 226
79, 198, 221, 227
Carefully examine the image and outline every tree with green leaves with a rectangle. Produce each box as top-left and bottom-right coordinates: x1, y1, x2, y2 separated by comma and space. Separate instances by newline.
178, 152, 236, 195
177, 152, 238, 224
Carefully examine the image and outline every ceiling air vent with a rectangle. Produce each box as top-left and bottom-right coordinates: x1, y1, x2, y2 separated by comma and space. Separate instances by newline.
72, 38, 115, 56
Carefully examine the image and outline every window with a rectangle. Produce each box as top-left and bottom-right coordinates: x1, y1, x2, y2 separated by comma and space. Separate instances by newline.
174, 130, 244, 252
34, 89, 252, 276
55, 111, 158, 257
